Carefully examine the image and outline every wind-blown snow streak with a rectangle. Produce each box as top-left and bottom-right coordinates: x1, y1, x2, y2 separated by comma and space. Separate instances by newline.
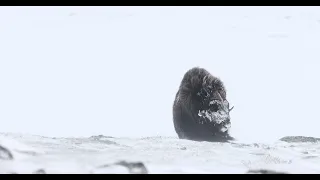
0, 133, 320, 174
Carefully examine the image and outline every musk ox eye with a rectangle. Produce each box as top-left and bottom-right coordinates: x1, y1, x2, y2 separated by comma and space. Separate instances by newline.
199, 89, 210, 99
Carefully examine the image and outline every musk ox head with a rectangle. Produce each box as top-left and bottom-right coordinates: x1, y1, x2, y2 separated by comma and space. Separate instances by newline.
197, 86, 234, 133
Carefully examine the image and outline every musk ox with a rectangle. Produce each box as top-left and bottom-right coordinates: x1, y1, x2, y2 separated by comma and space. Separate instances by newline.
172, 67, 234, 142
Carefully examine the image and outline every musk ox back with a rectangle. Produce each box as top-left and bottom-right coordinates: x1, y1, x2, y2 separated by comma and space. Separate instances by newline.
172, 67, 234, 142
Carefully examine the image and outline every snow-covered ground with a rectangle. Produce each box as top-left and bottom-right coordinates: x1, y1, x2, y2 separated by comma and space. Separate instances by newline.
1, 133, 320, 174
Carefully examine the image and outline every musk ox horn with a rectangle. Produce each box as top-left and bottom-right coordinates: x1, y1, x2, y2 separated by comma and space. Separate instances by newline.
217, 92, 234, 112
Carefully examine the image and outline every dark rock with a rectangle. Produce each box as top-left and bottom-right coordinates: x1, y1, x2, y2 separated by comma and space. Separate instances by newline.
279, 136, 320, 143
115, 161, 148, 174
96, 161, 148, 174
0, 145, 13, 160
33, 169, 46, 174
247, 169, 289, 174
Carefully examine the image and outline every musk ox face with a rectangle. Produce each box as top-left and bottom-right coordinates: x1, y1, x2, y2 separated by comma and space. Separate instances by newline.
197, 99, 233, 132
195, 75, 234, 133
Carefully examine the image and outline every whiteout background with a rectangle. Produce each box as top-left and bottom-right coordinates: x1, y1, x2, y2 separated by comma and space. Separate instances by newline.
0, 6, 320, 142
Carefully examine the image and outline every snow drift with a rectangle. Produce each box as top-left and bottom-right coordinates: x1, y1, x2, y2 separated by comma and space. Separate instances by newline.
1, 133, 320, 174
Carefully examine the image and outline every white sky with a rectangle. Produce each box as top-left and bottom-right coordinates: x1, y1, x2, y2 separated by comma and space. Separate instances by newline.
0, 6, 320, 142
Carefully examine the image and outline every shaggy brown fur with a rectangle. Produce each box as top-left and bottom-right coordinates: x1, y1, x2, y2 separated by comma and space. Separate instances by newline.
173, 67, 234, 142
